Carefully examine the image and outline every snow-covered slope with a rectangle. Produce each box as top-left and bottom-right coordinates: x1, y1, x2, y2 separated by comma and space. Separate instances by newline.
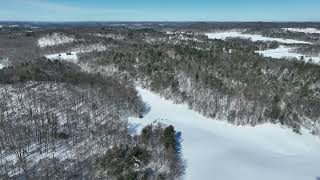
38, 33, 75, 48
206, 31, 311, 44
283, 28, 320, 34
129, 87, 320, 180
256, 46, 320, 64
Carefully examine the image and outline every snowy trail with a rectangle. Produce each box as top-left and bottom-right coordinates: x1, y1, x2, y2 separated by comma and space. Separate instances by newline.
129, 87, 320, 180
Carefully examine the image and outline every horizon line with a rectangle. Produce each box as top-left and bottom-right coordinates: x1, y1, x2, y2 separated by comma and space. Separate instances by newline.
1, 20, 320, 23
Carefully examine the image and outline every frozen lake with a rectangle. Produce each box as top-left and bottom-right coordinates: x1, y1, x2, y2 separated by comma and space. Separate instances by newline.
256, 45, 320, 64
206, 31, 320, 64
129, 87, 320, 180
206, 31, 311, 44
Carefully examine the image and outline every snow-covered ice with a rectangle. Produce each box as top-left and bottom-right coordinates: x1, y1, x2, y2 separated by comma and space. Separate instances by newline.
38, 33, 75, 48
206, 31, 311, 44
256, 45, 320, 64
129, 87, 320, 180
283, 28, 320, 34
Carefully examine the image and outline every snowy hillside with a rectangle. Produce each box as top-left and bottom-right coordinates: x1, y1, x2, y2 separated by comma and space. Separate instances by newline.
129, 87, 320, 180
38, 33, 75, 48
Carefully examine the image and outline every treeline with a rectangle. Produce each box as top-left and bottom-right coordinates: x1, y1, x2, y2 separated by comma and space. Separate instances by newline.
294, 44, 320, 57
244, 28, 320, 44
99, 124, 185, 179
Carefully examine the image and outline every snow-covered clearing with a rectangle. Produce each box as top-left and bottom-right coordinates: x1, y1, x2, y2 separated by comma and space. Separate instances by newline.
129, 87, 320, 180
44, 43, 107, 63
92, 33, 125, 40
256, 46, 320, 64
206, 31, 311, 44
283, 28, 320, 34
45, 52, 79, 63
8, 25, 19, 28
38, 33, 75, 48
0, 58, 9, 69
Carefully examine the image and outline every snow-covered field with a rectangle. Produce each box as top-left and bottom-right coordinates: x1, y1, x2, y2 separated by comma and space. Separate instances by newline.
38, 33, 75, 48
129, 87, 320, 180
283, 28, 320, 34
256, 46, 320, 64
44, 43, 107, 63
206, 31, 311, 44
0, 58, 9, 69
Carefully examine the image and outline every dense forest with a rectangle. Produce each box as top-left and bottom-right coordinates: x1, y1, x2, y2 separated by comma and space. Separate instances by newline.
78, 28, 320, 135
0, 60, 185, 179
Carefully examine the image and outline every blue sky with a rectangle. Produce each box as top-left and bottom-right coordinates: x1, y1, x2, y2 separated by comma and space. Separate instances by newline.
1, 0, 319, 21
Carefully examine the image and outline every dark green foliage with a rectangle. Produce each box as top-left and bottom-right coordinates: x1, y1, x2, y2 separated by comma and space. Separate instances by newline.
161, 125, 177, 150
141, 125, 153, 144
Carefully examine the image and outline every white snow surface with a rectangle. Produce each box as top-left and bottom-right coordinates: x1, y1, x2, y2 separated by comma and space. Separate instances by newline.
256, 45, 320, 64
206, 31, 311, 44
129, 87, 320, 180
283, 28, 320, 34
38, 33, 75, 48
8, 25, 19, 28
0, 58, 9, 69
92, 33, 125, 40
45, 52, 79, 63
